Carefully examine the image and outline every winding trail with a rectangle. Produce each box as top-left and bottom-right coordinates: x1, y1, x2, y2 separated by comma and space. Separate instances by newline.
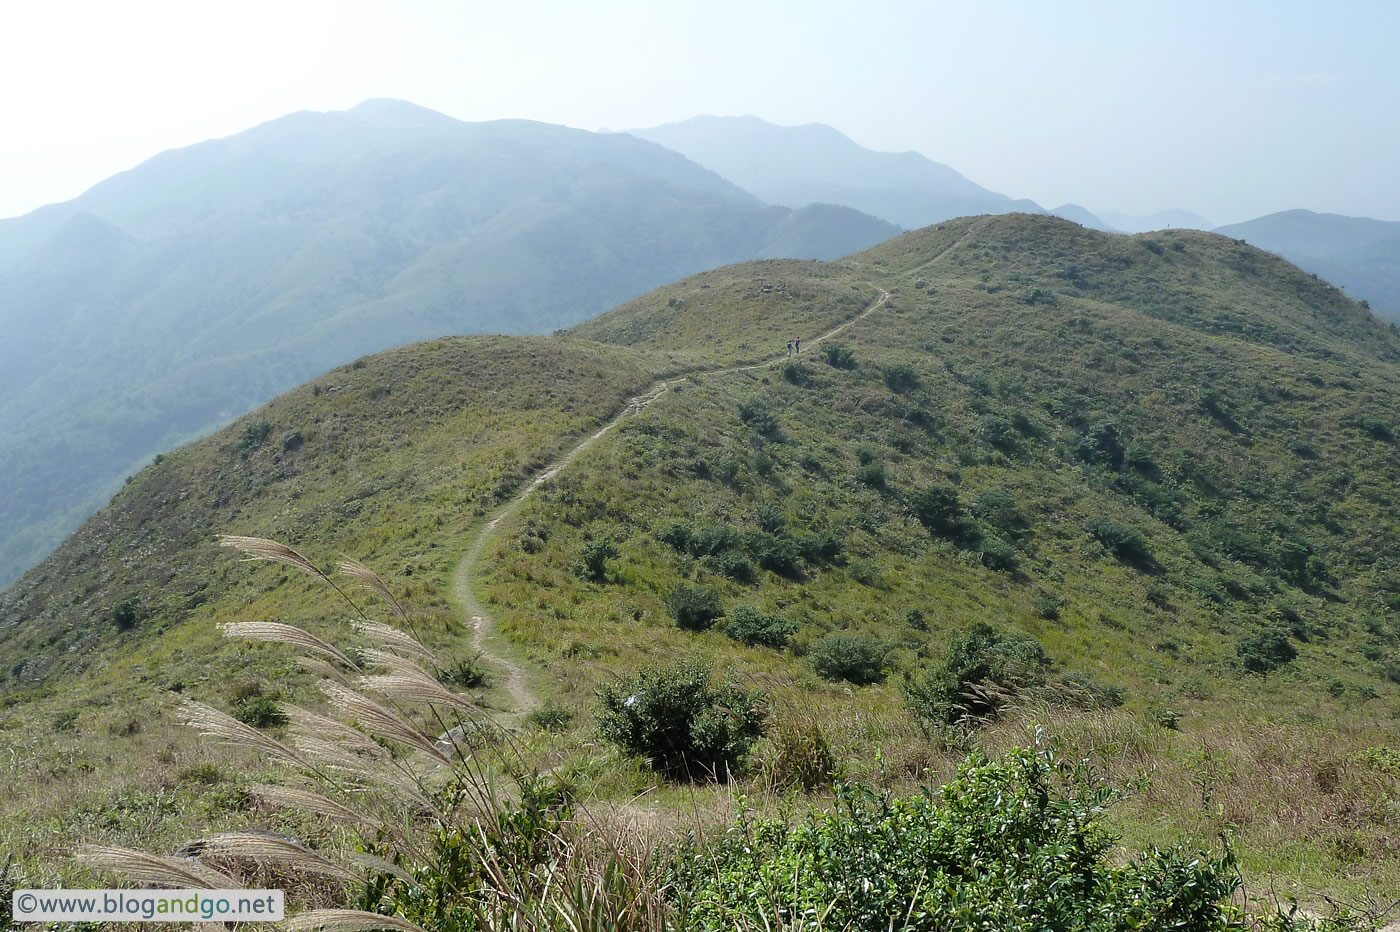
450, 223, 985, 720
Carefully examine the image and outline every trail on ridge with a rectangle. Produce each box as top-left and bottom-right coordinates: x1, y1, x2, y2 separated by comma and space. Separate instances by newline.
449, 224, 985, 722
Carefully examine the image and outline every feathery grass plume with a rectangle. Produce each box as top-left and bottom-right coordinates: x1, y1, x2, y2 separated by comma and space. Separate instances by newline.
321, 681, 453, 766
359, 672, 474, 711
245, 785, 378, 829
352, 620, 440, 669
297, 654, 354, 686
284, 706, 391, 760
360, 648, 434, 680
346, 851, 414, 884
219, 536, 331, 584
179, 700, 304, 768
194, 832, 363, 884
338, 557, 409, 623
283, 910, 427, 932
76, 845, 240, 889
221, 622, 360, 671
283, 735, 435, 813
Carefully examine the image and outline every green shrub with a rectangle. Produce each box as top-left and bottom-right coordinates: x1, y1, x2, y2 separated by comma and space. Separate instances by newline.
721, 605, 797, 648
753, 533, 802, 579
809, 633, 888, 684
237, 418, 272, 458
1033, 595, 1061, 620
524, 703, 575, 733
977, 414, 1017, 451
856, 461, 887, 489
1075, 421, 1126, 470
1237, 628, 1297, 674
232, 693, 286, 729
821, 342, 857, 369
972, 488, 1028, 539
739, 401, 779, 436
667, 584, 724, 631
882, 362, 919, 393
110, 596, 141, 631
1087, 516, 1154, 567
752, 503, 786, 532
596, 660, 766, 781
978, 536, 1019, 572
780, 360, 809, 385
573, 536, 619, 583
905, 622, 1050, 727
443, 655, 488, 688
910, 482, 971, 540
668, 746, 1241, 928
51, 709, 79, 732
708, 549, 756, 583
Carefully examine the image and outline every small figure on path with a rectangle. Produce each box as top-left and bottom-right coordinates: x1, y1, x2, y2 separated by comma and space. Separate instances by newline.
795, 337, 802, 354
786, 340, 793, 355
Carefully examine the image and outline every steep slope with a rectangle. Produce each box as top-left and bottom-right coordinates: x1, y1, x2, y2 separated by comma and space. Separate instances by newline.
4, 215, 1399, 899
1216, 209, 1400, 320
628, 115, 1043, 228
0, 101, 899, 589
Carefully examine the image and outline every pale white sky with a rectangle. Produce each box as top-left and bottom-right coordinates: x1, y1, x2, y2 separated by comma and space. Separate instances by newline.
2, 0, 1396, 225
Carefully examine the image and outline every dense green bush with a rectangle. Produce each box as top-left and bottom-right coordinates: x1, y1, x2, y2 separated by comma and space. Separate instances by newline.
821, 341, 857, 369
573, 536, 619, 582
881, 362, 919, 393
237, 418, 272, 458
110, 596, 141, 631
809, 633, 887, 684
596, 660, 766, 781
667, 584, 725, 631
1088, 516, 1154, 567
905, 622, 1050, 727
1075, 420, 1126, 470
669, 746, 1242, 930
978, 535, 1019, 571
738, 400, 779, 436
1237, 628, 1297, 674
910, 482, 973, 541
720, 605, 797, 648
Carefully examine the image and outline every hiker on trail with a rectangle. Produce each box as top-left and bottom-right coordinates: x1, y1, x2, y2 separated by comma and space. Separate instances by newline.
786, 340, 793, 355
795, 337, 801, 353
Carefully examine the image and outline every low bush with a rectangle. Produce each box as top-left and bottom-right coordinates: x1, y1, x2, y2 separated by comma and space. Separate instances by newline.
1088, 516, 1154, 567
596, 660, 766, 781
905, 622, 1050, 727
809, 633, 887, 684
668, 746, 1242, 929
720, 605, 797, 648
666, 584, 724, 631
574, 536, 620, 583
821, 342, 857, 369
1236, 628, 1297, 674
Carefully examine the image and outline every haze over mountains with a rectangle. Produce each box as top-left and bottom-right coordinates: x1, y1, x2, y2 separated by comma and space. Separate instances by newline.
628, 115, 1048, 230
0, 100, 899, 589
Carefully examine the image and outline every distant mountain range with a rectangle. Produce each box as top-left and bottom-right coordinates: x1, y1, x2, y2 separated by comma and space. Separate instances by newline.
1215, 210, 1400, 320
628, 115, 1048, 230
0, 100, 899, 588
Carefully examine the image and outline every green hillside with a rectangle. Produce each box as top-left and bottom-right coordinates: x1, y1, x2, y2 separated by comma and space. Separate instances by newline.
4, 214, 1400, 914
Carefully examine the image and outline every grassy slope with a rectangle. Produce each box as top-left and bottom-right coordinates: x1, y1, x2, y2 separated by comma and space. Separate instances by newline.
480, 215, 1400, 896
3, 214, 1399, 902
0, 334, 669, 870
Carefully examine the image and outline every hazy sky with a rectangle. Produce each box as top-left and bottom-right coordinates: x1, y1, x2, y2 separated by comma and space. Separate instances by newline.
2, 0, 1396, 225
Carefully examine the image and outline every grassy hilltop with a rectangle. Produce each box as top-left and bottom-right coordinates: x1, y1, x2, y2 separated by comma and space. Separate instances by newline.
3, 214, 1400, 918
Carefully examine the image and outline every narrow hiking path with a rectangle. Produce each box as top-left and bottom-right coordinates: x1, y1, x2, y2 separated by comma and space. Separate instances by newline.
449, 289, 888, 723
449, 222, 985, 721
